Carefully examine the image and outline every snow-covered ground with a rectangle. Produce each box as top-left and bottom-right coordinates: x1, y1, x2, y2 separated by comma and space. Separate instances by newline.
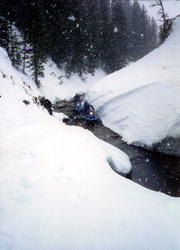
1, 40, 180, 249
87, 16, 180, 149
1, 5, 180, 249
39, 60, 105, 102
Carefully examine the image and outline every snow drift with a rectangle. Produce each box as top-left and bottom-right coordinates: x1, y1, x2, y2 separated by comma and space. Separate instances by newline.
88, 16, 180, 150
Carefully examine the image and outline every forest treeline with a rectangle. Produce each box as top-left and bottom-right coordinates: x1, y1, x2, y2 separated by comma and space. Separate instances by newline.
0, 0, 157, 86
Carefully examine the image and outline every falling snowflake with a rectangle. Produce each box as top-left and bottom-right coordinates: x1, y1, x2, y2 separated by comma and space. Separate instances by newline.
68, 16, 75, 21
114, 27, 118, 33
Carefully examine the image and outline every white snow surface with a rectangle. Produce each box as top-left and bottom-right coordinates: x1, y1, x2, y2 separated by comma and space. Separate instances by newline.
1, 45, 180, 249
88, 17, 180, 146
39, 60, 105, 102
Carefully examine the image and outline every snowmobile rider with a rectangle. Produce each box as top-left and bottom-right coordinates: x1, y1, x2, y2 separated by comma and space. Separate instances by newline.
83, 101, 95, 116
40, 97, 53, 115
73, 94, 84, 105
73, 94, 81, 103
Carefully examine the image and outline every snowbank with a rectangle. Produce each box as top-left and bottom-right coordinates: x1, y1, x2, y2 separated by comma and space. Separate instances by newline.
100, 139, 131, 174
87, 17, 180, 148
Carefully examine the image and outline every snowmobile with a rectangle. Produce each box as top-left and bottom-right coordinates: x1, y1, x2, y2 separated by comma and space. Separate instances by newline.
73, 101, 84, 113
63, 101, 100, 127
82, 104, 100, 124
73, 101, 100, 124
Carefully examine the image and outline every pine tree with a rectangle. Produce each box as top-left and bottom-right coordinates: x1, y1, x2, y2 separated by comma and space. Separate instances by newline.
148, 17, 158, 52
112, 0, 128, 70
0, 0, 158, 81
3, 21, 22, 69
98, 0, 114, 73
128, 0, 157, 62
152, 0, 171, 43
79, 0, 97, 75
129, 0, 143, 61
25, 0, 47, 87
122, 0, 132, 63
48, 1, 66, 67
138, 5, 150, 56
0, 17, 9, 49
152, 0, 166, 25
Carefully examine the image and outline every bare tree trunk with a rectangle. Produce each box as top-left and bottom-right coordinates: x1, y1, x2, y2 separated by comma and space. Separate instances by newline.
159, 0, 166, 24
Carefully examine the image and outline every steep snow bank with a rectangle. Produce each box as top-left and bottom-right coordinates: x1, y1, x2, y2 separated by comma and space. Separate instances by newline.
96, 82, 180, 146
1, 47, 180, 249
0, 48, 130, 175
88, 17, 180, 148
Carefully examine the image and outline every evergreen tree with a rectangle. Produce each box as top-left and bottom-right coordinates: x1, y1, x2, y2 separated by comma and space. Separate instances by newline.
148, 17, 158, 51
89, 0, 108, 70
129, 0, 143, 61
152, 0, 170, 43
98, 0, 114, 73
24, 0, 47, 87
79, 0, 98, 75
112, 0, 128, 70
138, 5, 150, 56
63, 0, 85, 77
21, 32, 28, 73
122, 0, 132, 63
153, 0, 166, 25
0, 0, 158, 82
0, 17, 9, 49
27, 45, 45, 87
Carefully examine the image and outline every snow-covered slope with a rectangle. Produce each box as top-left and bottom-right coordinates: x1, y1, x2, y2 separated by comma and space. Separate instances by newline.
38, 59, 105, 102
1, 46, 180, 249
0, 48, 131, 175
88, 16, 180, 148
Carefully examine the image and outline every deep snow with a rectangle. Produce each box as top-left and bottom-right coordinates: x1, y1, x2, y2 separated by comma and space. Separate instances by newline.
1, 10, 180, 250
88, 16, 180, 148
1, 45, 180, 250
0, 47, 132, 249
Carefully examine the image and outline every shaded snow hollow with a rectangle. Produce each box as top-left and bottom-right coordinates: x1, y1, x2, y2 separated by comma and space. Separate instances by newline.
88, 16, 180, 147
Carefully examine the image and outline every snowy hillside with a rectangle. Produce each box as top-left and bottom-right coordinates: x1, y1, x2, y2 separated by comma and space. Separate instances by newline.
88, 16, 180, 149
1, 41, 180, 249
38, 60, 105, 102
